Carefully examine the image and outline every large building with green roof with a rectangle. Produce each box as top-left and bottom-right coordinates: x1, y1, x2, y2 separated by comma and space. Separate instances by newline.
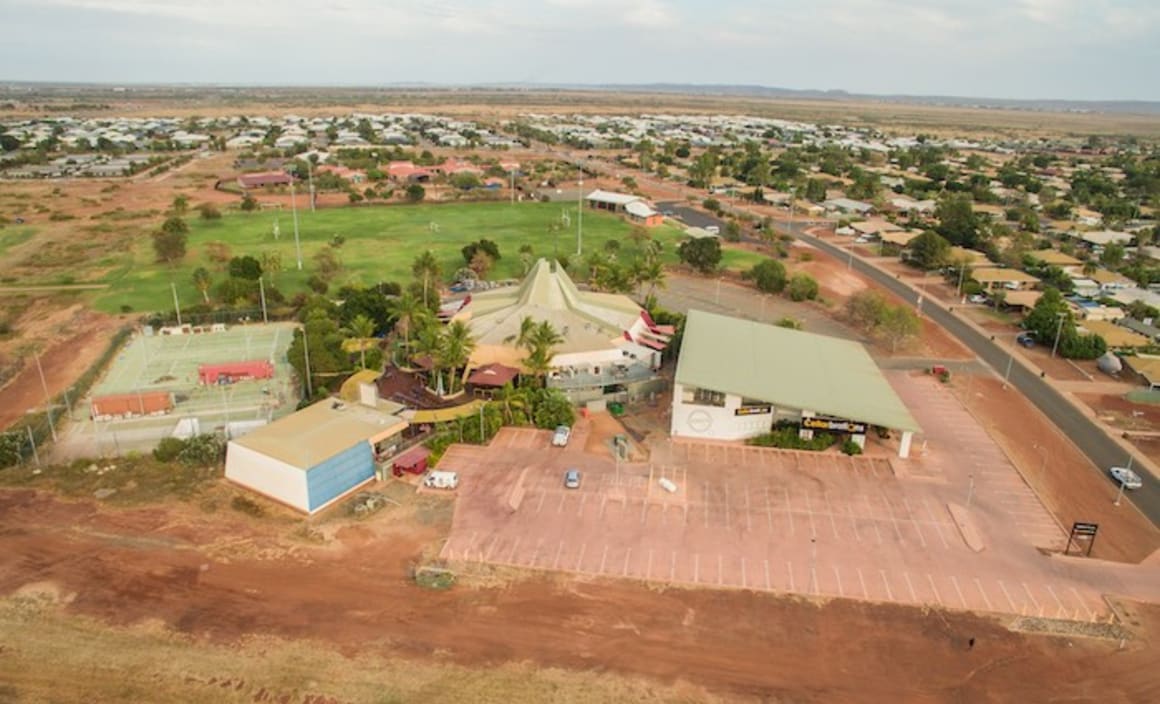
671, 310, 921, 458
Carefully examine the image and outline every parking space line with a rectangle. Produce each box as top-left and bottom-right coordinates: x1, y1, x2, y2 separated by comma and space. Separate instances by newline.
646, 549, 653, 580
846, 502, 862, 542
741, 557, 747, 588
744, 485, 752, 532
998, 580, 1019, 611
670, 550, 677, 581
880, 569, 894, 601
600, 495, 607, 517
557, 492, 566, 513
824, 490, 840, 540
577, 492, 586, 516
833, 566, 844, 597
903, 498, 927, 548
1022, 582, 1042, 616
694, 553, 700, 583
553, 540, 564, 569
857, 568, 868, 598
880, 490, 905, 543
484, 536, 500, 561
903, 572, 918, 602
704, 482, 710, 528
784, 489, 793, 533
599, 544, 609, 573
535, 491, 546, 514
974, 578, 994, 611
951, 576, 967, 608
765, 559, 771, 590
718, 554, 724, 585
804, 488, 817, 538
724, 484, 732, 529
787, 561, 795, 591
921, 497, 951, 549
926, 573, 943, 606
1046, 584, 1066, 618
810, 565, 818, 595
507, 537, 521, 563
765, 487, 773, 531
1069, 587, 1095, 620
623, 548, 632, 577
531, 538, 543, 565
862, 494, 883, 543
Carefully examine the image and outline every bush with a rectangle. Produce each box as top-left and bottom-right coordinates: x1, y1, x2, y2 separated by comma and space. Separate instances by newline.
787, 273, 819, 301
747, 424, 834, 451
153, 437, 185, 462
307, 275, 329, 294
841, 440, 863, 456
230, 495, 265, 517
745, 259, 787, 294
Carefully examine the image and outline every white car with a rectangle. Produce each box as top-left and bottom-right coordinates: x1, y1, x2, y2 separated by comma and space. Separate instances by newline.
552, 425, 571, 447
968, 294, 988, 304
1109, 466, 1143, 490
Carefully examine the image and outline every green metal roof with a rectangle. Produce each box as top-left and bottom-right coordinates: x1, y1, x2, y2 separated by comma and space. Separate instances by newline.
674, 310, 921, 433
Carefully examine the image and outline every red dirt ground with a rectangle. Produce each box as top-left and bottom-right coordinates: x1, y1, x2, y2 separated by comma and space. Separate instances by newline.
954, 375, 1160, 563
1, 487, 1158, 703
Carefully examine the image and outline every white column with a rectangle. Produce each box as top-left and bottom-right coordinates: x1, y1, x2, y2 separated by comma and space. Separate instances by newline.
898, 431, 913, 459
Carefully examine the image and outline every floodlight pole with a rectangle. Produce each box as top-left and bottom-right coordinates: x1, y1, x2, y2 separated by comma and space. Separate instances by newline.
290, 179, 303, 271
34, 353, 57, 442
258, 277, 269, 323
171, 282, 182, 326
1050, 312, 1066, 358
576, 160, 584, 256
26, 426, 40, 467
306, 158, 315, 212
510, 168, 515, 206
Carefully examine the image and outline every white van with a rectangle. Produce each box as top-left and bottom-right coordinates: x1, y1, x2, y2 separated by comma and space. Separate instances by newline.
424, 471, 459, 490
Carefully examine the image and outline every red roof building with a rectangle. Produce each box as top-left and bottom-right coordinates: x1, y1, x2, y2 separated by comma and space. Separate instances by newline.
199, 361, 275, 385
91, 391, 174, 418
237, 171, 294, 189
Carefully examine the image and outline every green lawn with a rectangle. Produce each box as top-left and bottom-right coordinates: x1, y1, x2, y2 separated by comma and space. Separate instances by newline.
0, 226, 36, 264
93, 202, 689, 314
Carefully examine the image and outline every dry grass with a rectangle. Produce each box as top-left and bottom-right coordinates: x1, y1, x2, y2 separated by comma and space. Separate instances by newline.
0, 593, 726, 704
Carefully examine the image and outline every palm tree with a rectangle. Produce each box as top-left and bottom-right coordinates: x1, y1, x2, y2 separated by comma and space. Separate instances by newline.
341, 313, 377, 370
387, 291, 427, 351
525, 320, 564, 388
518, 244, 534, 275
413, 319, 445, 393
412, 250, 442, 307
505, 315, 538, 350
438, 320, 477, 393
1081, 260, 1098, 277
191, 267, 212, 303
640, 259, 667, 299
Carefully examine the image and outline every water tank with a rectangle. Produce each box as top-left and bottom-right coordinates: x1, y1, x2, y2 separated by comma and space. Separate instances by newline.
1097, 352, 1123, 375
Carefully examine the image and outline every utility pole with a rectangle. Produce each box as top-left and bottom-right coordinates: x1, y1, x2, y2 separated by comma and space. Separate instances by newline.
259, 276, 269, 323
306, 158, 316, 212
1051, 312, 1066, 358
290, 179, 303, 270
34, 353, 57, 442
510, 168, 515, 206
171, 282, 182, 326
576, 160, 584, 256
1114, 456, 1134, 506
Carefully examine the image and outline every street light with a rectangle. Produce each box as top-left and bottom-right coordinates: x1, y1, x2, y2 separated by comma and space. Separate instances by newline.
1050, 311, 1067, 359
1114, 456, 1134, 507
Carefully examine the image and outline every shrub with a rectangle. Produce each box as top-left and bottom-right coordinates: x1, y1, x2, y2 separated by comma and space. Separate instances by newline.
841, 440, 863, 456
230, 495, 265, 517
153, 437, 185, 462
307, 275, 329, 294
745, 259, 787, 294
787, 273, 819, 301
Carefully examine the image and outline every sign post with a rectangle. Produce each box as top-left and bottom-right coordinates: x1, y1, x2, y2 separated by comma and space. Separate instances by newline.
1064, 521, 1099, 557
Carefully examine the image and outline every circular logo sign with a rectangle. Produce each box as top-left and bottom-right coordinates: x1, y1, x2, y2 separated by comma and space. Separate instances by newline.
688, 409, 712, 433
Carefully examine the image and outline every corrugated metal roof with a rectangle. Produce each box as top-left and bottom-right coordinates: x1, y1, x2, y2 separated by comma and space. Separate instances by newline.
232, 399, 407, 469
586, 189, 641, 206
674, 310, 921, 433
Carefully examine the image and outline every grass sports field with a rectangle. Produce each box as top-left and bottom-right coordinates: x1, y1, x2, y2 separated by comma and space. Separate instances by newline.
93, 202, 700, 314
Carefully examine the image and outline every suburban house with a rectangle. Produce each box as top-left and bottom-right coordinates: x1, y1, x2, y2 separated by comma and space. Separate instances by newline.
822, 198, 875, 216
1080, 230, 1134, 249
1079, 320, 1152, 350
237, 171, 294, 189
387, 161, 431, 183
1027, 250, 1083, 275
1088, 269, 1135, 291
585, 189, 664, 227
972, 268, 1040, 292
316, 164, 367, 184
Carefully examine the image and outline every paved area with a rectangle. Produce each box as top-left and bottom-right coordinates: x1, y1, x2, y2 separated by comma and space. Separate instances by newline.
438, 373, 1160, 622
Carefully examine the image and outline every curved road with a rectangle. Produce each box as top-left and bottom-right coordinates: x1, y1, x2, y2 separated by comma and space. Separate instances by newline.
789, 225, 1160, 527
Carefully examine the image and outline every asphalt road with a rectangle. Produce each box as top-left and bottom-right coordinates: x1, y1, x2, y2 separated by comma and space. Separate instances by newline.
786, 226, 1160, 527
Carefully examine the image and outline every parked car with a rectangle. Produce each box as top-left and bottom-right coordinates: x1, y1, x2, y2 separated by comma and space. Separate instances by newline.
1016, 333, 1035, 348
968, 294, 988, 304
1109, 466, 1143, 490
552, 425, 571, 447
564, 468, 582, 489
424, 470, 459, 490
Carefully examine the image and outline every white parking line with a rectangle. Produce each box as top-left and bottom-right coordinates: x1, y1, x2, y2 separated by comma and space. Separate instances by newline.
998, 580, 1018, 611
846, 501, 862, 542
880, 490, 906, 544
577, 492, 587, 516
1046, 584, 1066, 618
741, 557, 747, 588
904, 498, 927, 548
1069, 587, 1095, 619
950, 575, 967, 608
926, 573, 943, 606
535, 491, 546, 514
694, 553, 701, 583
863, 494, 884, 543
921, 497, 951, 549
974, 577, 994, 611
787, 561, 795, 592
1022, 582, 1042, 616
903, 572, 918, 602
718, 554, 724, 585
599, 544, 609, 573
833, 566, 844, 596
670, 550, 677, 581
744, 485, 752, 532
484, 536, 500, 561
724, 484, 732, 529
857, 568, 869, 598
765, 559, 772, 590
880, 569, 894, 601
824, 490, 840, 539
574, 542, 587, 571
784, 487, 795, 536
623, 548, 632, 577
765, 487, 773, 531
703, 482, 710, 528
804, 489, 817, 538
507, 537, 522, 563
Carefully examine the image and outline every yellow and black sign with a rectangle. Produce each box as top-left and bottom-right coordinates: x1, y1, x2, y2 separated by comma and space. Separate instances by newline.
735, 405, 772, 416
800, 416, 867, 434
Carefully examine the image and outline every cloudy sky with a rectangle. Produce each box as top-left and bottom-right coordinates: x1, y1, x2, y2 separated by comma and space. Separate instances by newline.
2, 0, 1158, 101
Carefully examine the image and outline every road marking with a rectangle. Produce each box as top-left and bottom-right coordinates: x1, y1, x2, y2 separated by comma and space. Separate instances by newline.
640, 498, 648, 526
718, 554, 724, 585
1022, 582, 1042, 615
694, 553, 700, 583
804, 488, 817, 538
704, 481, 710, 528
863, 494, 883, 543
784, 488, 795, 536
552, 540, 565, 569
741, 557, 747, 588
671, 550, 677, 581
599, 544, 609, 573
833, 566, 844, 597
810, 566, 818, 595
536, 491, 546, 514
998, 580, 1018, 611
857, 568, 869, 599
623, 548, 632, 577
951, 576, 967, 608
1046, 584, 1066, 618
557, 492, 566, 513
600, 495, 607, 517
574, 542, 587, 571
787, 561, 795, 592
880, 569, 894, 601
846, 501, 862, 542
577, 492, 587, 516
1069, 587, 1095, 620
904, 497, 927, 548
921, 497, 951, 549
824, 490, 840, 539
903, 572, 918, 603
531, 538, 544, 565
765, 487, 773, 531
744, 485, 752, 532
507, 537, 521, 563
484, 536, 500, 561
974, 577, 994, 611
926, 573, 943, 606
765, 559, 771, 590
880, 490, 905, 543
724, 484, 732, 529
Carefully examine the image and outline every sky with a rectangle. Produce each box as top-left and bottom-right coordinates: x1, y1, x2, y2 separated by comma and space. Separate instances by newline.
1, 0, 1158, 101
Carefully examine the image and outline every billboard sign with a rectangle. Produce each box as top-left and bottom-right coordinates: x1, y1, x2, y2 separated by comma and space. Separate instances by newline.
800, 416, 867, 434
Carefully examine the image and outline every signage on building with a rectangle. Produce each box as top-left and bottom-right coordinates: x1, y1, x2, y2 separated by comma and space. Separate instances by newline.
800, 416, 867, 434
735, 405, 772, 416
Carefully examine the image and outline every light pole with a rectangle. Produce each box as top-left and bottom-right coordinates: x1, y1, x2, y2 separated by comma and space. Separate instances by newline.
290, 178, 303, 271
1114, 456, 1134, 507
576, 159, 584, 256
956, 264, 967, 301
1050, 311, 1067, 358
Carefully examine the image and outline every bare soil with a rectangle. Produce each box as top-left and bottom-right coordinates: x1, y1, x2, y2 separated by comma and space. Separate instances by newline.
1, 487, 1159, 703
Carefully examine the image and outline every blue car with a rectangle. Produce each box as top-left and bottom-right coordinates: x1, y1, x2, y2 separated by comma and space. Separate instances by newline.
1017, 333, 1035, 348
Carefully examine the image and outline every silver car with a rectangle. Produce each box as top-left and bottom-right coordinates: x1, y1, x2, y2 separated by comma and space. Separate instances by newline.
1109, 466, 1142, 490
552, 425, 571, 447
564, 469, 581, 489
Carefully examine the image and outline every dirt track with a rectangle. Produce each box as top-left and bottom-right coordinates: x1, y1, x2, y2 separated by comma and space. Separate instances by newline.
1, 488, 1157, 703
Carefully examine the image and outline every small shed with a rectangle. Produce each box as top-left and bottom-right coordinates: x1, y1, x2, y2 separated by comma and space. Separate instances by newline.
391, 446, 430, 476
91, 391, 174, 418
199, 360, 274, 385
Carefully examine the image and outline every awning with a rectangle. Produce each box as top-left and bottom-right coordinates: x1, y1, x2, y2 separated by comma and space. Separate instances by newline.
639, 337, 666, 351
466, 363, 520, 387
394, 445, 430, 469
403, 399, 485, 424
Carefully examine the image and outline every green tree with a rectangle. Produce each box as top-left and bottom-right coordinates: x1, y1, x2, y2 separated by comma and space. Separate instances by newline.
524, 320, 564, 388
412, 250, 442, 307
342, 313, 378, 370
1100, 242, 1126, 269
678, 237, 722, 274
518, 244, 535, 274
935, 193, 981, 248
388, 291, 428, 351
786, 273, 819, 301
228, 255, 263, 280
198, 203, 221, 220
240, 193, 258, 212
439, 320, 477, 393
879, 305, 921, 352
172, 194, 189, 215
1024, 287, 1073, 348
313, 246, 342, 281
260, 250, 282, 282
191, 267, 212, 303
745, 259, 788, 294
406, 184, 426, 203
906, 230, 952, 270
151, 218, 188, 264
804, 178, 827, 203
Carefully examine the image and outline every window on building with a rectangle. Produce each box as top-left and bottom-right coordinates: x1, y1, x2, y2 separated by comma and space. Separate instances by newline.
691, 387, 726, 407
